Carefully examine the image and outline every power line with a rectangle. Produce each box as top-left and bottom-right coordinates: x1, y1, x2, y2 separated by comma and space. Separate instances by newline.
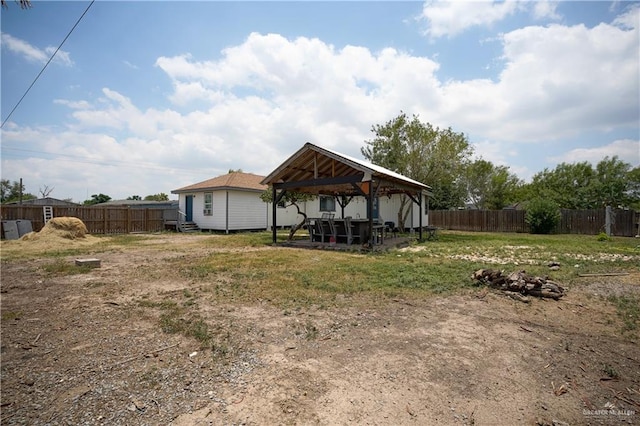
1, 0, 95, 128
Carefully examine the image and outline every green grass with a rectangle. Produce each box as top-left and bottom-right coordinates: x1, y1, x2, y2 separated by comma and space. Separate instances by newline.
42, 259, 94, 276
4, 229, 638, 309
164, 230, 638, 308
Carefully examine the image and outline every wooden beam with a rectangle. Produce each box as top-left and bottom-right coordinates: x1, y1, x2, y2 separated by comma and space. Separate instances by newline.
273, 174, 364, 190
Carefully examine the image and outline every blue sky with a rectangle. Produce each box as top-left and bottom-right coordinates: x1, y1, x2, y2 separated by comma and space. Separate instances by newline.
2, 1, 639, 203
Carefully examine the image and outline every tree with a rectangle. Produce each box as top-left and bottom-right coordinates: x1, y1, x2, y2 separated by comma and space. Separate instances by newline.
127, 195, 142, 201
1, 0, 31, 9
361, 112, 473, 228
83, 193, 111, 205
464, 159, 522, 209
38, 185, 55, 198
627, 167, 640, 210
592, 156, 635, 208
524, 156, 637, 209
260, 189, 315, 240
1, 179, 36, 203
144, 193, 169, 201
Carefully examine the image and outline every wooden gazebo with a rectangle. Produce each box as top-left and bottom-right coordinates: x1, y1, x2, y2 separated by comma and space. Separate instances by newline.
261, 143, 432, 244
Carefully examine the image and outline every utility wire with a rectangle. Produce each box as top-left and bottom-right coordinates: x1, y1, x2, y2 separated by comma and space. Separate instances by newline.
1, 0, 95, 128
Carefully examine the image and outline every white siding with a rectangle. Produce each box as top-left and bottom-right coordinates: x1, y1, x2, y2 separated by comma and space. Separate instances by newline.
267, 204, 305, 228
227, 191, 267, 230
179, 190, 268, 231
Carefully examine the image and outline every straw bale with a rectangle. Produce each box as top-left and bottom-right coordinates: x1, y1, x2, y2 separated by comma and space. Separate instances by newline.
20, 217, 89, 241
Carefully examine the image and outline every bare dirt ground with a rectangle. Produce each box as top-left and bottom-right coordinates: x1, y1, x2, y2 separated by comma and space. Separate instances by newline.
1, 233, 639, 425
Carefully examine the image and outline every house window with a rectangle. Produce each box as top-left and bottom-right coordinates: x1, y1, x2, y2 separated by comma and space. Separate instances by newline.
319, 195, 335, 212
203, 193, 212, 216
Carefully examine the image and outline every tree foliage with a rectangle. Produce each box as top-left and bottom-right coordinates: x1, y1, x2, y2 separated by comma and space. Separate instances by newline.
261, 189, 316, 240
1, 0, 32, 9
525, 198, 561, 234
464, 159, 522, 210
361, 112, 473, 226
144, 193, 169, 201
0, 179, 36, 203
127, 195, 142, 200
83, 193, 111, 205
524, 156, 637, 209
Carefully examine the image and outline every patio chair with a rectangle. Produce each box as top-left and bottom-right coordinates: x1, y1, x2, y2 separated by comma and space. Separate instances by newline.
336, 216, 358, 245
320, 212, 336, 243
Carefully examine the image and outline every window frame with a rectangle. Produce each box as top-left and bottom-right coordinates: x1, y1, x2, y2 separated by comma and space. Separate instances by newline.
203, 192, 213, 216
319, 195, 336, 212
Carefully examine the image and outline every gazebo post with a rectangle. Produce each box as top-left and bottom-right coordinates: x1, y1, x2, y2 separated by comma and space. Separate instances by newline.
272, 186, 277, 244
368, 180, 374, 246
418, 191, 423, 241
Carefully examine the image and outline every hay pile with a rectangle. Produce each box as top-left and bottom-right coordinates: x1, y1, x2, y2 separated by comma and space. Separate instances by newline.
21, 217, 89, 241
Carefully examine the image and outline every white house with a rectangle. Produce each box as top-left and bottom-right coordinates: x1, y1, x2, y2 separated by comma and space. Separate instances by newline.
171, 169, 429, 234
171, 172, 272, 232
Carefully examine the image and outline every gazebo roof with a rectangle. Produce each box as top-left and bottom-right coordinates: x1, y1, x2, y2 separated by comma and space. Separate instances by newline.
261, 142, 431, 196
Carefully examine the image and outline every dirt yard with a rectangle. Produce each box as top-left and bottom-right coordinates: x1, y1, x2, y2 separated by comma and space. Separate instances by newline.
1, 232, 639, 425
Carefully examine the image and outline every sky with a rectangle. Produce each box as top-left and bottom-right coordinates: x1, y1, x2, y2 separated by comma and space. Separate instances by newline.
1, 0, 639, 203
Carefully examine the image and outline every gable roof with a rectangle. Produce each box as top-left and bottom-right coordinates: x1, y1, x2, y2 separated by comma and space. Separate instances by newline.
172, 172, 267, 194
261, 142, 431, 196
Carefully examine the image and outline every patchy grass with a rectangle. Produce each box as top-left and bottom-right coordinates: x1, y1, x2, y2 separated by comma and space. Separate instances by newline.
136, 292, 233, 360
42, 259, 94, 276
4, 229, 637, 309
608, 295, 640, 335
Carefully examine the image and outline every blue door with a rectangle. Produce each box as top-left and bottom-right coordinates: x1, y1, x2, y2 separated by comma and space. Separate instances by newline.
373, 197, 380, 220
185, 195, 194, 221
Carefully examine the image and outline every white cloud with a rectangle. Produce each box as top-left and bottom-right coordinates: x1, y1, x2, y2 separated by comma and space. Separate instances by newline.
3, 7, 638, 202
531, 1, 561, 20
548, 139, 640, 166
1, 33, 73, 66
420, 0, 519, 38
493, 19, 639, 141
123, 60, 139, 70
419, 0, 562, 39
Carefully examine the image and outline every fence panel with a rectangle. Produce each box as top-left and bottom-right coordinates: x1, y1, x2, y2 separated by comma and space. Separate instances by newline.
1, 205, 169, 237
429, 208, 636, 236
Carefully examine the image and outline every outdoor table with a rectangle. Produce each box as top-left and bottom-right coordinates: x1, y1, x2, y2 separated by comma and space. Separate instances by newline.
424, 225, 438, 240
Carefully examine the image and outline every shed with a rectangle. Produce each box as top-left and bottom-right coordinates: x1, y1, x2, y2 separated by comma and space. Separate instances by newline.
261, 143, 432, 243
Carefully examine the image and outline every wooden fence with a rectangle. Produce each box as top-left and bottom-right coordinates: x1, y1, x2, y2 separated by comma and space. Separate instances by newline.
1, 205, 172, 236
429, 208, 638, 237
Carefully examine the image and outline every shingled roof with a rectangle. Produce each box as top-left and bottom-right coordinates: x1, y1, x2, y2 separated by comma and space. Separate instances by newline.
172, 172, 267, 194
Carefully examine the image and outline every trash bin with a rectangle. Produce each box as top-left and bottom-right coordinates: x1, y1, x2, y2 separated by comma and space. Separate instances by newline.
2, 220, 19, 240
16, 220, 33, 237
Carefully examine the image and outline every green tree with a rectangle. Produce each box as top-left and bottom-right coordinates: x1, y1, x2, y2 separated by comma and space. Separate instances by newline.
592, 156, 635, 207
83, 193, 111, 205
464, 159, 523, 209
144, 193, 169, 201
525, 198, 561, 234
127, 195, 142, 201
261, 189, 315, 240
524, 156, 636, 209
627, 167, 640, 210
0, 179, 36, 203
361, 112, 473, 227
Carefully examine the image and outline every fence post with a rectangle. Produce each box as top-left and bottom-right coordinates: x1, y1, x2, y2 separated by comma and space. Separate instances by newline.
605, 205, 612, 236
